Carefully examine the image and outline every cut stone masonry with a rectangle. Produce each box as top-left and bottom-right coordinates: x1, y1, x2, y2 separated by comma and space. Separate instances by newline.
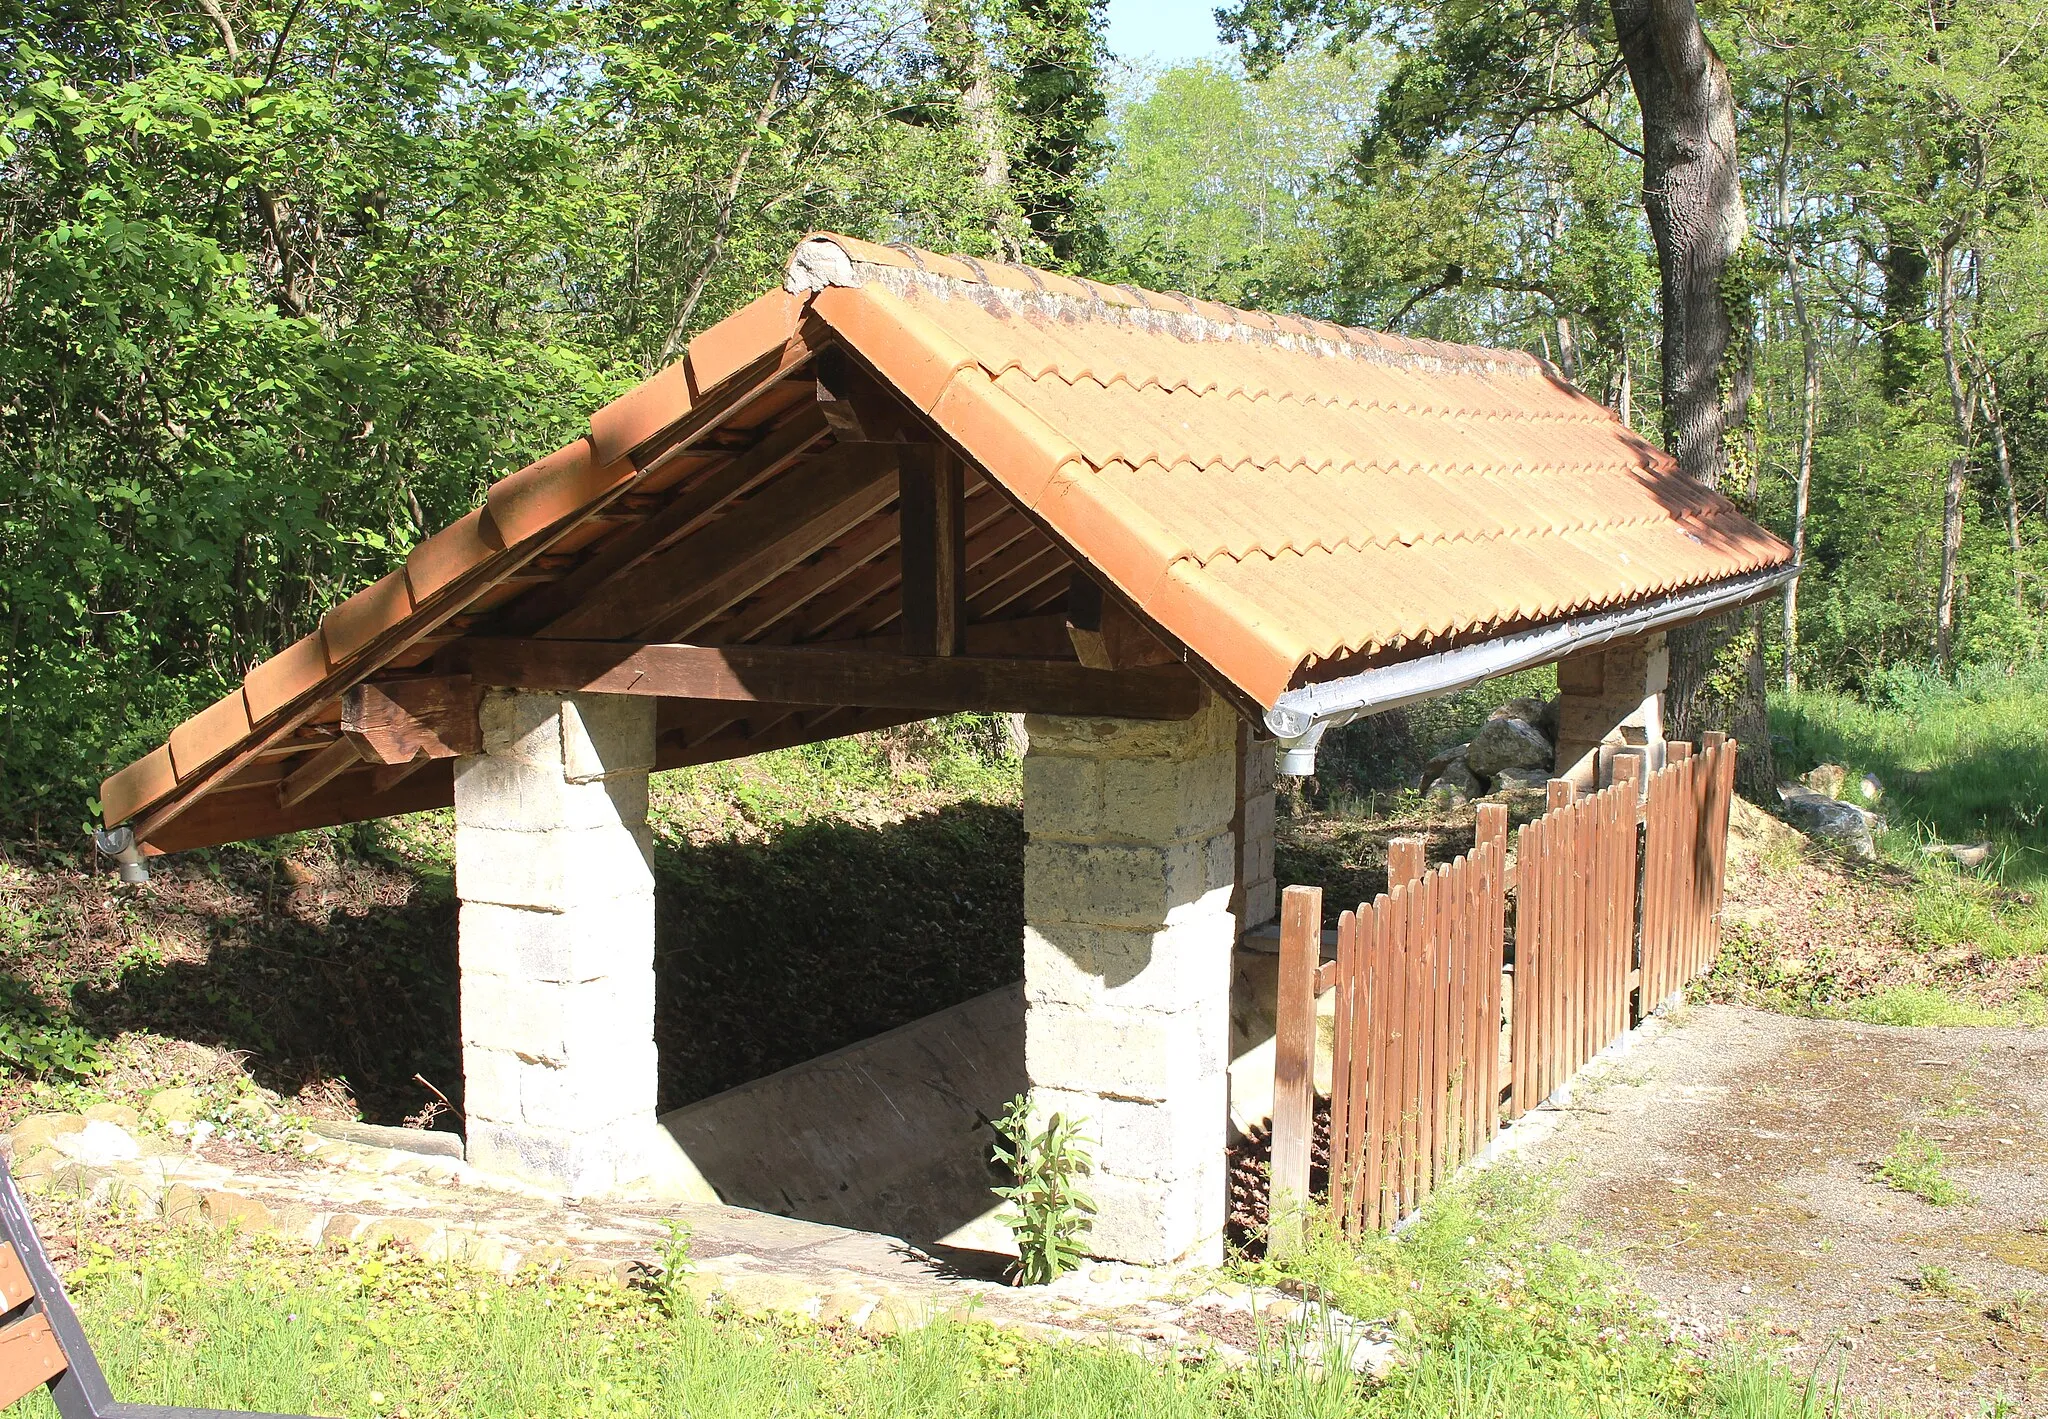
1021, 694, 1239, 1268
455, 690, 710, 1200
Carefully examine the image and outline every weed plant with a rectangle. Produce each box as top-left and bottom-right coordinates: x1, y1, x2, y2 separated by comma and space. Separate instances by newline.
1875, 1130, 1965, 1206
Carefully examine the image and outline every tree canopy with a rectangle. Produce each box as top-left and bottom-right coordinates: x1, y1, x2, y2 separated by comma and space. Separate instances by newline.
5, 0, 2046, 827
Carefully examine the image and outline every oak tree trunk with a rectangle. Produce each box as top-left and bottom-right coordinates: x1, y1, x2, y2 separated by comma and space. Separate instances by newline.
1610, 0, 1775, 796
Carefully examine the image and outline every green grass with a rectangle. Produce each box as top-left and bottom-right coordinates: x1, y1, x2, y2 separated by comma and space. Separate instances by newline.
1874, 1130, 1965, 1206
1773, 664, 2048, 954
1843, 984, 2045, 1028
23, 1168, 1863, 1419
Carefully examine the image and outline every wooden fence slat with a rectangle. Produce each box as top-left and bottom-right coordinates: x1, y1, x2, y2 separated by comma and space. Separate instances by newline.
1368, 895, 1394, 1231
1268, 886, 1321, 1251
1328, 908, 1356, 1229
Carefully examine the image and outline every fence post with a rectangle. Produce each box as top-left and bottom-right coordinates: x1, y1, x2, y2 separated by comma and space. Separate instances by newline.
1388, 835, 1427, 888
1269, 884, 1322, 1254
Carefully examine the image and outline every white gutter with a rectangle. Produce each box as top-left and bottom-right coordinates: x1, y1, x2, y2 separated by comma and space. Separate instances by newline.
1264, 565, 1799, 774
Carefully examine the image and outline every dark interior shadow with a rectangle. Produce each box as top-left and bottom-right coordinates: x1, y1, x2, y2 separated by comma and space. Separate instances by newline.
76, 801, 1025, 1146
651, 800, 1023, 1111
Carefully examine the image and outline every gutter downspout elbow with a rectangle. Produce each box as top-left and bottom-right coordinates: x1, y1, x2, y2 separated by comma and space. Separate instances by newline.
93, 826, 149, 884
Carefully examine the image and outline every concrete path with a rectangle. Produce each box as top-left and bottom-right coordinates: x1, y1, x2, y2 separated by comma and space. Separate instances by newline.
660, 984, 1024, 1256
1517, 1003, 2048, 1419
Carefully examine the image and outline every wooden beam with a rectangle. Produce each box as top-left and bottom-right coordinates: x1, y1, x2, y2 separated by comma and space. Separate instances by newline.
459, 639, 1206, 720
796, 487, 1024, 641
550, 443, 901, 643
341, 675, 479, 765
148, 760, 457, 854
814, 346, 913, 442
897, 445, 966, 656
818, 613, 1075, 660
279, 738, 364, 808
509, 407, 830, 636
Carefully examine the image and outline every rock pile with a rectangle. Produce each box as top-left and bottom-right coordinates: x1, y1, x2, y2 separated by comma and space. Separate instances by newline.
1420, 698, 1559, 804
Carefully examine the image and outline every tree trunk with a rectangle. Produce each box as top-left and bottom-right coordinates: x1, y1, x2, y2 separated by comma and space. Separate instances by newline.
1934, 244, 1973, 673
1610, 0, 1775, 796
1977, 361, 2023, 609
1777, 93, 1817, 693
924, 2, 1022, 258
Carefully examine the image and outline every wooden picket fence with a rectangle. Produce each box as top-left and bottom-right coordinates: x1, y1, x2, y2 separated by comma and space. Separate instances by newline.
1268, 734, 1739, 1239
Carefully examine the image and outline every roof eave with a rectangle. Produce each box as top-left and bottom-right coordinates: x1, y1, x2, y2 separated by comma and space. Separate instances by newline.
1263, 563, 1800, 774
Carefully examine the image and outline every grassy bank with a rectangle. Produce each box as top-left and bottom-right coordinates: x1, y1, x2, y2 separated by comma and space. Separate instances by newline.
1702, 665, 2048, 1026
22, 1168, 1850, 1419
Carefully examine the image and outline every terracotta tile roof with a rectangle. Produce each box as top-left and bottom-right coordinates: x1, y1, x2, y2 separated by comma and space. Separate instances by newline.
102, 233, 1790, 849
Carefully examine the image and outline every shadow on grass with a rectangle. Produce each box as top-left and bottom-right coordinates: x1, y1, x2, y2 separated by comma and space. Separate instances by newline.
652, 801, 1022, 1110
1771, 698, 2048, 877
73, 802, 1024, 1124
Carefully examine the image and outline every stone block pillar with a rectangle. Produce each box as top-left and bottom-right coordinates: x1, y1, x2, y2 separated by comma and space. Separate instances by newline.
455, 690, 709, 1199
1234, 726, 1278, 931
1021, 694, 1238, 1268
1554, 632, 1668, 790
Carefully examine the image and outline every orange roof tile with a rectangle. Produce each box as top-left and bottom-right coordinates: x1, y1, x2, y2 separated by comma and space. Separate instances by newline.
102, 231, 1791, 846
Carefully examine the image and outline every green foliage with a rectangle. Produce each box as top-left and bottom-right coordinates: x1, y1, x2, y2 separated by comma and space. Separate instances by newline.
1876, 1129, 1964, 1206
0, 980, 101, 1080
990, 1093, 1096, 1286
0, 0, 1108, 832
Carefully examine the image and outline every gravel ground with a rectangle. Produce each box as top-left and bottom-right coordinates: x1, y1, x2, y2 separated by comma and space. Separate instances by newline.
1518, 1003, 2048, 1418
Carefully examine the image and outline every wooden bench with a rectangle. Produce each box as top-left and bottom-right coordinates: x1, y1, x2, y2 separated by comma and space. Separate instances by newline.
0, 1165, 317, 1418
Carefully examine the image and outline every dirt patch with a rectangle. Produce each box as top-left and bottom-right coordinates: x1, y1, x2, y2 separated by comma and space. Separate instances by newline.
1521, 1004, 2048, 1417
1709, 816, 2048, 1017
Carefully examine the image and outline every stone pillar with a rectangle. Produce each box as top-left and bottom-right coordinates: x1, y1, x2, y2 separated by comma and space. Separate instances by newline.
455, 690, 709, 1199
1234, 726, 1278, 931
1021, 694, 1238, 1268
1554, 632, 1668, 790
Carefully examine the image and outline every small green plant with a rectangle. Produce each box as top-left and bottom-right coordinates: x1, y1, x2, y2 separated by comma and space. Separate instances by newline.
642, 1219, 695, 1318
1876, 1130, 1966, 1206
1913, 1262, 1965, 1298
989, 1094, 1095, 1286
0, 982, 102, 1080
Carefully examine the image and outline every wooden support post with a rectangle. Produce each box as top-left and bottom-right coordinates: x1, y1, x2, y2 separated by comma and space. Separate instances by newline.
1269, 884, 1322, 1255
898, 446, 965, 657
1546, 778, 1577, 813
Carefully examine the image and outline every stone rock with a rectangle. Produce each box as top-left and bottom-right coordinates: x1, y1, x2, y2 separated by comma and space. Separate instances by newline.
1857, 773, 1884, 804
1420, 742, 1470, 784
202, 1191, 276, 1232
1800, 763, 1847, 799
562, 1257, 632, 1287
721, 1271, 822, 1321
361, 1217, 441, 1252
52, 1120, 139, 1166
146, 1087, 204, 1124
160, 1183, 205, 1225
1487, 697, 1551, 731
1490, 766, 1552, 792
1727, 796, 1805, 870
1425, 761, 1482, 805
308, 1118, 464, 1161
11, 1114, 87, 1156
1922, 841, 1993, 870
1463, 717, 1553, 777
1777, 785, 1877, 859
321, 1214, 366, 1246
83, 1102, 142, 1130
11, 1148, 64, 1182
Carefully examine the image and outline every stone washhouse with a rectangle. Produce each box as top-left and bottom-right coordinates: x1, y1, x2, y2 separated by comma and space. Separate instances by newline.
100, 234, 1795, 1269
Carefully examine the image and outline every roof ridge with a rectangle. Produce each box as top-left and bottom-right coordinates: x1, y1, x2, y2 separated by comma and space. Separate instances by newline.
788, 232, 1552, 381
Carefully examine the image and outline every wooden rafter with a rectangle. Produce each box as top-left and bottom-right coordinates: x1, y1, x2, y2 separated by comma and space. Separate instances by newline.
456, 639, 1204, 719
